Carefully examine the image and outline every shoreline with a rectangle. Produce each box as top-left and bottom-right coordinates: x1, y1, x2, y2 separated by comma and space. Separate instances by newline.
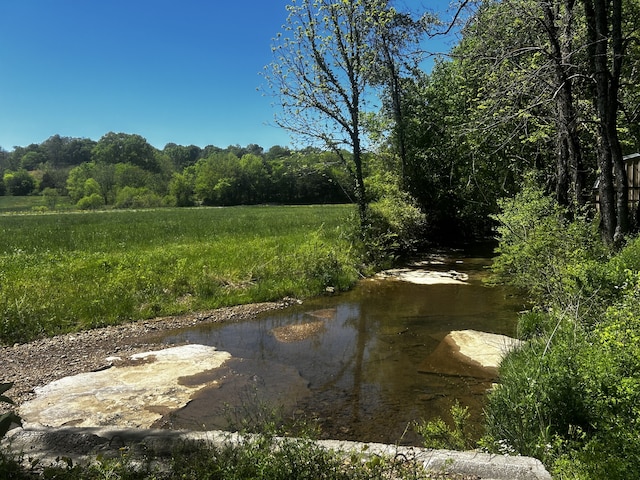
0, 300, 295, 411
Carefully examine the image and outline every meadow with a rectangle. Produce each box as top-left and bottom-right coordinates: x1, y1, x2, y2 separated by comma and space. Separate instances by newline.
0, 204, 360, 344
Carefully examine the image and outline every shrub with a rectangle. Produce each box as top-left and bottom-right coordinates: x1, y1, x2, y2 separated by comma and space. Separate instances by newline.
485, 188, 640, 476
490, 173, 606, 308
414, 402, 474, 451
114, 186, 162, 209
362, 193, 427, 267
76, 193, 105, 210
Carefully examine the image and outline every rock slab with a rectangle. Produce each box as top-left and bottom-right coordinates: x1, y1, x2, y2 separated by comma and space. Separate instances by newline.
19, 344, 231, 428
420, 330, 521, 379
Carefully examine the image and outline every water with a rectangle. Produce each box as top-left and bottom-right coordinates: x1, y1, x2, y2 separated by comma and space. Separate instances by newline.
153, 252, 524, 446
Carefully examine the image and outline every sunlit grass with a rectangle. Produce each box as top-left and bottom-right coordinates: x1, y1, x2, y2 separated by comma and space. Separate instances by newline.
0, 195, 73, 213
0, 205, 359, 344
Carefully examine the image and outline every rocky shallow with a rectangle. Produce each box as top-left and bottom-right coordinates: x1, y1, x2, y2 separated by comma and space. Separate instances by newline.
0, 301, 294, 411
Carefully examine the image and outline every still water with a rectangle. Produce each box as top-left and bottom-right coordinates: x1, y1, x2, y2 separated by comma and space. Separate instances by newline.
154, 252, 524, 446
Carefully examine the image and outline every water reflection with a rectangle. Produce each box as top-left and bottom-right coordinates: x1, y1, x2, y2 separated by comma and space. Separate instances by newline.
154, 253, 524, 446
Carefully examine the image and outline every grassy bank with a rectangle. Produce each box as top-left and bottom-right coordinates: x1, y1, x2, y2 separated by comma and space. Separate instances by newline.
0, 205, 360, 344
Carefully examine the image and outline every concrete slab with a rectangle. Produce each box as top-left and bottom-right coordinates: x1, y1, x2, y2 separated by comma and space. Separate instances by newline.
3, 426, 552, 480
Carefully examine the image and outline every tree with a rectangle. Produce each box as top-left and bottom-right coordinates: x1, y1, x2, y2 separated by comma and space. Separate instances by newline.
163, 143, 202, 170
3, 170, 35, 196
370, 9, 429, 180
264, 0, 393, 227
92, 132, 158, 172
582, 0, 627, 243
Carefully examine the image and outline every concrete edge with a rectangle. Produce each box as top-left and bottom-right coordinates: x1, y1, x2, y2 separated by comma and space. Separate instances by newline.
2, 426, 551, 480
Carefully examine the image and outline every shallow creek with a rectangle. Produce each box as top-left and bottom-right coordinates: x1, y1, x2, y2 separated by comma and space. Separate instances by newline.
153, 251, 524, 446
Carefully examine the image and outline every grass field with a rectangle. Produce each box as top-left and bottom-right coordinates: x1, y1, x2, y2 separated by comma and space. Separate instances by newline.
0, 195, 73, 213
0, 205, 360, 344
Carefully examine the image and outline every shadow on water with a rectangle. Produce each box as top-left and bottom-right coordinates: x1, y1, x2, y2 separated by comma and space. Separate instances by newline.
153, 251, 525, 446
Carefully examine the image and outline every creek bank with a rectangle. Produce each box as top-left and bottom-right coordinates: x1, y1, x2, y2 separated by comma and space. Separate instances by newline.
0, 301, 296, 412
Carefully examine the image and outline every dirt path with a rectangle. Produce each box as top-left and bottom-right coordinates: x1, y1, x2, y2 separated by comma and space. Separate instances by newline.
0, 301, 294, 411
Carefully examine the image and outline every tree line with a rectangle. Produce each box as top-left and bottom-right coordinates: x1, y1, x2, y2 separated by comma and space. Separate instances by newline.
2, 0, 639, 246
0, 133, 352, 208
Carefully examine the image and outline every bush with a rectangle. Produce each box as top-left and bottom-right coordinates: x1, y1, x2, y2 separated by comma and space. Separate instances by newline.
480, 327, 590, 463
76, 193, 105, 210
414, 402, 474, 451
485, 180, 640, 477
490, 174, 606, 307
362, 193, 427, 267
114, 186, 162, 209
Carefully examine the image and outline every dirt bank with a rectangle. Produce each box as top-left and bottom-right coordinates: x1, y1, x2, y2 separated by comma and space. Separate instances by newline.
0, 301, 295, 411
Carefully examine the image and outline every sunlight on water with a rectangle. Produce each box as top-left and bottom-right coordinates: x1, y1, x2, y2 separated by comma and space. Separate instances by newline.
155, 252, 524, 446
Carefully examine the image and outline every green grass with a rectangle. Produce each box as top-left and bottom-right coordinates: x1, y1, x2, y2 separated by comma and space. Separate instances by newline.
0, 195, 73, 213
0, 205, 360, 344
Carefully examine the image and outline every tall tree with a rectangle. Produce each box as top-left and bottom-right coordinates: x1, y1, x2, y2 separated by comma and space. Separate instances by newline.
583, 0, 627, 243
539, 0, 586, 209
264, 0, 392, 226
370, 9, 428, 180
92, 132, 158, 172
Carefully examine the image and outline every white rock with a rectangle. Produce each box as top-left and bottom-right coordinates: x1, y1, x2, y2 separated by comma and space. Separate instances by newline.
20, 345, 231, 429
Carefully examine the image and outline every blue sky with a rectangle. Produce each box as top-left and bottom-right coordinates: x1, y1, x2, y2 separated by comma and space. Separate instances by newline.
0, 1, 454, 152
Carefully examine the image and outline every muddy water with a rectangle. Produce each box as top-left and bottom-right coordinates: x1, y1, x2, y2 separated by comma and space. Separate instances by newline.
155, 252, 524, 446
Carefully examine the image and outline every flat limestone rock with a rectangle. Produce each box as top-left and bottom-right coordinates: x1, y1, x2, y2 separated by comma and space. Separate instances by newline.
376, 269, 469, 285
19, 344, 231, 429
419, 330, 521, 379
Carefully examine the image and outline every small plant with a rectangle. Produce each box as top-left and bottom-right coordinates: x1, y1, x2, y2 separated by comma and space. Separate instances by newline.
414, 402, 473, 451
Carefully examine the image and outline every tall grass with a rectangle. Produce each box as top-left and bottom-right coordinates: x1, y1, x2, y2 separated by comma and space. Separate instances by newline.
0, 205, 359, 344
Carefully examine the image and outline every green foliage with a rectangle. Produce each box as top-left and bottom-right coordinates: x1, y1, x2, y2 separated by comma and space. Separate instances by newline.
362, 170, 427, 266
414, 402, 473, 451
3, 170, 35, 196
0, 205, 359, 344
485, 183, 640, 477
490, 174, 606, 305
114, 187, 162, 209
41, 188, 59, 210
76, 193, 105, 210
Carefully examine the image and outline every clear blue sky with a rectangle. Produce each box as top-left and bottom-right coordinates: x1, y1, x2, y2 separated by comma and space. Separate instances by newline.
0, 1, 453, 152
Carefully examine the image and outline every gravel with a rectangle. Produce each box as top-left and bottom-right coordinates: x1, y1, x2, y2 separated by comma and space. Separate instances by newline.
0, 301, 295, 411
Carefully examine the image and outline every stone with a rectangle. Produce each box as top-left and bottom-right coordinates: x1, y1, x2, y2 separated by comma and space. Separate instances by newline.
376, 269, 469, 285
419, 330, 521, 380
271, 320, 326, 342
19, 344, 231, 429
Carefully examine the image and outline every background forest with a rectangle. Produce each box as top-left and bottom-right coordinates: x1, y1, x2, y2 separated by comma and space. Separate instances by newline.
2, 0, 640, 477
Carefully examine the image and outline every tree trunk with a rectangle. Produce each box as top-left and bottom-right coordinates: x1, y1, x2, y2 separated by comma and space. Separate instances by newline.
583, 0, 627, 243
541, 0, 585, 210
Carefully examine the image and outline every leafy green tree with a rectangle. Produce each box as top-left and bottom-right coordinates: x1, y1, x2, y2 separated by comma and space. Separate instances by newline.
66, 163, 95, 203
92, 132, 158, 172
169, 171, 195, 207
41, 187, 59, 209
3, 169, 35, 196
582, 0, 628, 242
76, 192, 105, 210
194, 153, 241, 205
163, 143, 202, 170
238, 153, 269, 204
20, 150, 46, 170
265, 0, 395, 227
